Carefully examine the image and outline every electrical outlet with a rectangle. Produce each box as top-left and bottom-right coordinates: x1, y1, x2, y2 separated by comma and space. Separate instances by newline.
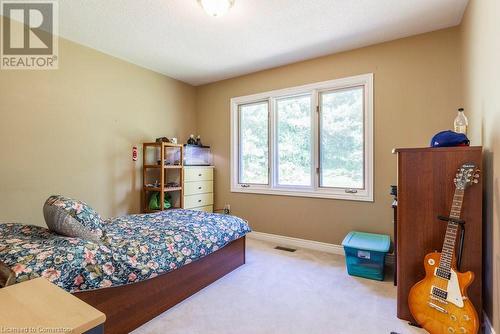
223, 204, 231, 215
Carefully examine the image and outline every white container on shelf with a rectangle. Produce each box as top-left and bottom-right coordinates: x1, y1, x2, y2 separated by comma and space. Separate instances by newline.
183, 145, 213, 166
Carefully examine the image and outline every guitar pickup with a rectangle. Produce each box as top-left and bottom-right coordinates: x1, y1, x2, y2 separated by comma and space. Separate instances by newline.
432, 286, 448, 300
436, 268, 452, 280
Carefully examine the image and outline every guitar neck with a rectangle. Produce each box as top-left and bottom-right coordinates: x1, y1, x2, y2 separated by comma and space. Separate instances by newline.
438, 188, 464, 271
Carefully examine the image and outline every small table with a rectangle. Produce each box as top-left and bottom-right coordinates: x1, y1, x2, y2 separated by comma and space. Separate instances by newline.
0, 278, 106, 334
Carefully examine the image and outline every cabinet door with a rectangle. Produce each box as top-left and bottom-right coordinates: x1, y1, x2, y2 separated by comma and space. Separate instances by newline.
395, 146, 482, 322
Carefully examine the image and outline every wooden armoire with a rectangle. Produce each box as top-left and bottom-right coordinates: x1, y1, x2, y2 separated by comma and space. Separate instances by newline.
395, 146, 482, 322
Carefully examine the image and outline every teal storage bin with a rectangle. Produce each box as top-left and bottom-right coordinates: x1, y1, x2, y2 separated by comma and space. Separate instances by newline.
342, 231, 390, 281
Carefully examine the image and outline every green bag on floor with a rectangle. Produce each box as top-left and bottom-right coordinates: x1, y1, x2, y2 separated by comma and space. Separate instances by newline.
148, 192, 172, 210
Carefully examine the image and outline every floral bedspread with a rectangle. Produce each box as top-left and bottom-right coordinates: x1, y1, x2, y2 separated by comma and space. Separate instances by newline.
0, 210, 251, 292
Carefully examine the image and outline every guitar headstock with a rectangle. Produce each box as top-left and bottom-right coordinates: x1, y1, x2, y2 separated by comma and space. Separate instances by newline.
454, 163, 480, 190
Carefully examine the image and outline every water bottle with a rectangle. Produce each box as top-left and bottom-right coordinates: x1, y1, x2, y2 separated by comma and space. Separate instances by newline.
454, 108, 468, 135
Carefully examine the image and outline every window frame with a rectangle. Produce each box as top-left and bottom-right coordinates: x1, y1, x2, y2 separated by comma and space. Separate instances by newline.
230, 73, 374, 202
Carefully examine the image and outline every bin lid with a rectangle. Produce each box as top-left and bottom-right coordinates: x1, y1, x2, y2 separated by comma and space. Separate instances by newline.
342, 231, 390, 253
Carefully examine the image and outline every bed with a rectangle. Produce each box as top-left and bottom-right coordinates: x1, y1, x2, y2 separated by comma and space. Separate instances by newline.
0, 209, 250, 333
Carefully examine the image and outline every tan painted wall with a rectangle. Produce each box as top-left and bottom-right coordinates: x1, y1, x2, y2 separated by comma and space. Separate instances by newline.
461, 0, 500, 330
1, 7, 496, 328
195, 27, 463, 245
0, 37, 196, 226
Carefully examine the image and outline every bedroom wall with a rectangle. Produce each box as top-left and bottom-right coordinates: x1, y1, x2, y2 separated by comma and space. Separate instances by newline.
195, 27, 462, 246
0, 35, 196, 226
460, 0, 500, 331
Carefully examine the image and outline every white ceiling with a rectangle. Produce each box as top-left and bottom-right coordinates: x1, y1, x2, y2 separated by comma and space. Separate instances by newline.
58, 0, 468, 86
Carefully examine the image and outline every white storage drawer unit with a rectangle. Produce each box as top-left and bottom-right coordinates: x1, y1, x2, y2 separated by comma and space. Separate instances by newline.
184, 167, 213, 182
183, 166, 214, 212
184, 181, 213, 196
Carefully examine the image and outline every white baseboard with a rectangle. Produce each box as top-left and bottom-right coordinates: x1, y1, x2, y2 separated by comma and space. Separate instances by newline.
248, 231, 345, 255
247, 231, 395, 264
484, 312, 496, 334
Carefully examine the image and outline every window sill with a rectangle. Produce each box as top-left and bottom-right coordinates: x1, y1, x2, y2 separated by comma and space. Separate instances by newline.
230, 187, 374, 202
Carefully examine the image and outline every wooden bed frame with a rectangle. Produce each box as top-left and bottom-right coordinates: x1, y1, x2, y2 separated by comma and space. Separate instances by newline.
0, 260, 16, 288
74, 236, 246, 333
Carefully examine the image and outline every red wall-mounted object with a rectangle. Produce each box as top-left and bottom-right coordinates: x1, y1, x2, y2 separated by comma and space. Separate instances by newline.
132, 146, 138, 161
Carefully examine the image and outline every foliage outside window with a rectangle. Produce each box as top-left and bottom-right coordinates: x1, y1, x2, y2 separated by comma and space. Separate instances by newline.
230, 74, 373, 201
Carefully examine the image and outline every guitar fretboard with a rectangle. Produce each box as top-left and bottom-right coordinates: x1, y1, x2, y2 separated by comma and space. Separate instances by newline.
438, 188, 464, 272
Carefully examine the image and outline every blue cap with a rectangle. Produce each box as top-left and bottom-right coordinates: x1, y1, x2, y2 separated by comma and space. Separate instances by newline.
430, 130, 470, 148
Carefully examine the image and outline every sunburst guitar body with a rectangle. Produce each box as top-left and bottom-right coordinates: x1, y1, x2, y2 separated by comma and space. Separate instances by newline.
408, 162, 480, 334
408, 252, 479, 333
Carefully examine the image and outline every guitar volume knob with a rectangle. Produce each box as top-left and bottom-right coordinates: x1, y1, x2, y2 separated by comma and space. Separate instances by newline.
450, 314, 457, 321
459, 327, 467, 333
462, 315, 470, 321
448, 327, 456, 333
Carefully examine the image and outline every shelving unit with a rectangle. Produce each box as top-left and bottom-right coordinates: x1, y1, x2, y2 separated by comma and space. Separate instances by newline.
142, 142, 184, 213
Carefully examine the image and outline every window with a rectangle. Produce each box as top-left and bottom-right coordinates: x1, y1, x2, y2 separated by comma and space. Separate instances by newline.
238, 101, 269, 185
319, 87, 364, 189
230, 74, 373, 201
276, 94, 312, 187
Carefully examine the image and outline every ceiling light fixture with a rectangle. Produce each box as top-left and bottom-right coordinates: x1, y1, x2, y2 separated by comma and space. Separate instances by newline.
198, 0, 235, 17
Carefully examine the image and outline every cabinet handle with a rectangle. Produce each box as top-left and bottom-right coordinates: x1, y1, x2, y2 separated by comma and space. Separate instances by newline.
198, 187, 202, 189
198, 199, 202, 203
198, 174, 202, 177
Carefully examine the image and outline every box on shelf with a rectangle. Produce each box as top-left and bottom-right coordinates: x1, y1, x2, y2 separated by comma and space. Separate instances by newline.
155, 145, 182, 166
183, 145, 213, 166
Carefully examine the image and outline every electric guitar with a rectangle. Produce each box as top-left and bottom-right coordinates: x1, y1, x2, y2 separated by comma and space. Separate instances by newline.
408, 163, 480, 334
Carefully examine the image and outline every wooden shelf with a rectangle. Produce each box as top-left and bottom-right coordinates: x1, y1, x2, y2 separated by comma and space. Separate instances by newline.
143, 208, 160, 213
144, 207, 181, 213
142, 141, 184, 213
144, 186, 182, 192
143, 142, 182, 148
144, 165, 182, 169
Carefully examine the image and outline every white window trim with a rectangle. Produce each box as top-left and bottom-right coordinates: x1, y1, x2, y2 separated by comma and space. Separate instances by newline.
230, 73, 374, 202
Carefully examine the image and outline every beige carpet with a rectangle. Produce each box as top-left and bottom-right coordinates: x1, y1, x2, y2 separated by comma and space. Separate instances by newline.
133, 238, 426, 334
